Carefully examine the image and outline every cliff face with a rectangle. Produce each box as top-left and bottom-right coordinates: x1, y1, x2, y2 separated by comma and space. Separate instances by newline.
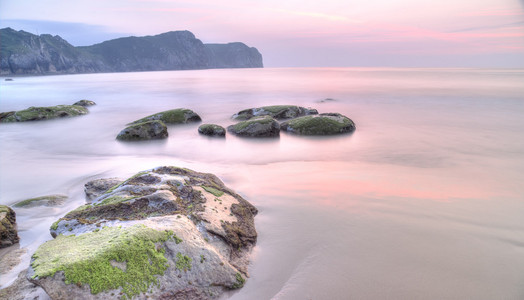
0, 28, 263, 75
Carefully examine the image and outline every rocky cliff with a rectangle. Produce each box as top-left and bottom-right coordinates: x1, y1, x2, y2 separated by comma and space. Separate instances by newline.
0, 28, 263, 75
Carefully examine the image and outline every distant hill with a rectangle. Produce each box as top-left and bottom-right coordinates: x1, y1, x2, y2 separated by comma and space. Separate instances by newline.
0, 28, 263, 75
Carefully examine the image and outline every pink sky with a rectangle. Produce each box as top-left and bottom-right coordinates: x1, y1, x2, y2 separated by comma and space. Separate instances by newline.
1, 0, 523, 67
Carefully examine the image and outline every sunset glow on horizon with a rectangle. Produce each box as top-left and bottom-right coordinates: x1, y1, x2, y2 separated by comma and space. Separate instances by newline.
1, 0, 523, 67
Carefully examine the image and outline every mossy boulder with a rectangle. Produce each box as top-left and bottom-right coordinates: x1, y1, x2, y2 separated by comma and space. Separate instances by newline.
198, 124, 226, 137
31, 166, 257, 299
0, 105, 88, 123
0, 205, 19, 248
232, 105, 318, 121
129, 108, 201, 125
280, 113, 356, 135
73, 100, 96, 107
116, 120, 168, 141
13, 194, 67, 208
227, 116, 280, 137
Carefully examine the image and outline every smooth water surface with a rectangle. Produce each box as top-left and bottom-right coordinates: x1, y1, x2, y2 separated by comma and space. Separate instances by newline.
1, 68, 524, 299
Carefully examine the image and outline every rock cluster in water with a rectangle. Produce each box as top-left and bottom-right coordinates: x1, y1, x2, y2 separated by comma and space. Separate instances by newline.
117, 108, 202, 141
27, 166, 257, 300
228, 105, 355, 137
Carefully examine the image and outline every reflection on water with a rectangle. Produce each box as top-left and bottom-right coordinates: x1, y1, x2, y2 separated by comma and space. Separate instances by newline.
1, 68, 524, 299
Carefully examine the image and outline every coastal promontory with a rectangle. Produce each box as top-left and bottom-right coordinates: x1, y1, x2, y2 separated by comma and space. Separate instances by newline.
0, 28, 263, 75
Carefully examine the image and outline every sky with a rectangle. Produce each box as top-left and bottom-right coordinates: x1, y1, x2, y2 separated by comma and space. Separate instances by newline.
1, 0, 523, 67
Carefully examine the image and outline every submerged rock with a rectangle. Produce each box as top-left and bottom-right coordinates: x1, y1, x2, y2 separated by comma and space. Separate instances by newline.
227, 116, 280, 137
198, 124, 226, 137
72, 100, 96, 107
0, 205, 19, 248
280, 113, 356, 135
0, 105, 88, 123
30, 166, 257, 299
116, 120, 168, 141
130, 108, 201, 125
232, 105, 318, 121
13, 195, 67, 208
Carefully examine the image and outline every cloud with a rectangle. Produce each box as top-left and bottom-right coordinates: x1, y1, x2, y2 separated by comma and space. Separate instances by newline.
450, 21, 524, 32
274, 9, 360, 23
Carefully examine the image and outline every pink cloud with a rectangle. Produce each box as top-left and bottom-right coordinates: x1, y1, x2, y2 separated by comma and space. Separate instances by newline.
461, 8, 524, 17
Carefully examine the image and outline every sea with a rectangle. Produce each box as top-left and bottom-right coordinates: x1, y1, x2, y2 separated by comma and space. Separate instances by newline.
0, 67, 523, 299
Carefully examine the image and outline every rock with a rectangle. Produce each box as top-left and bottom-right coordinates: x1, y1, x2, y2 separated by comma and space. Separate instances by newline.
0, 269, 50, 300
30, 166, 257, 300
0, 205, 19, 248
84, 178, 123, 202
13, 195, 67, 208
232, 105, 318, 121
227, 116, 280, 137
280, 113, 356, 135
73, 100, 96, 107
116, 120, 168, 141
198, 124, 226, 137
317, 98, 337, 103
129, 108, 201, 125
0, 105, 89, 123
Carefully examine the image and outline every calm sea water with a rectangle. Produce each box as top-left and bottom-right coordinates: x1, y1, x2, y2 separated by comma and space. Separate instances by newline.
1, 68, 524, 299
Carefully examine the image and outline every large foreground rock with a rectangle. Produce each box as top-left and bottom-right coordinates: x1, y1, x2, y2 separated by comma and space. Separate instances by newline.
28, 166, 257, 299
280, 113, 356, 135
227, 116, 280, 137
0, 205, 19, 248
116, 120, 168, 141
130, 108, 201, 125
0, 105, 88, 123
232, 105, 318, 121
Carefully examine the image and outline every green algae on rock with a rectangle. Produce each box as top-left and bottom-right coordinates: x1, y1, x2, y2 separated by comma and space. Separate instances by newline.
227, 115, 280, 137
0, 205, 19, 248
116, 120, 168, 141
280, 113, 356, 135
0, 105, 88, 123
30, 225, 174, 299
232, 105, 318, 121
129, 108, 201, 125
198, 124, 226, 137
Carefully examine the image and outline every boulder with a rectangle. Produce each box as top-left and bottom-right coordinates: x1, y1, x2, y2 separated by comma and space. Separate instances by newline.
73, 100, 96, 107
129, 108, 201, 125
198, 124, 226, 137
84, 178, 123, 202
227, 116, 280, 137
29, 166, 257, 300
13, 195, 67, 208
116, 120, 168, 141
232, 105, 318, 121
0, 105, 88, 123
280, 113, 356, 135
0, 205, 19, 248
